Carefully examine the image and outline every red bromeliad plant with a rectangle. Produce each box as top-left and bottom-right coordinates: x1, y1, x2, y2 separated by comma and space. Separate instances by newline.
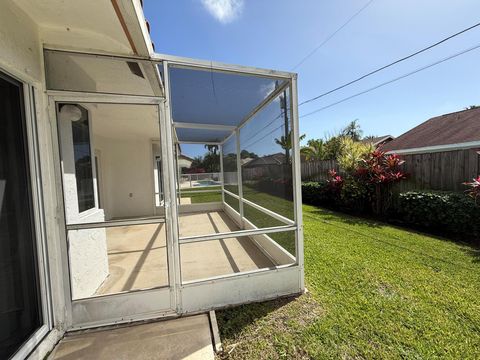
327, 169, 344, 193
464, 175, 480, 204
326, 151, 407, 215
355, 150, 407, 185
354, 150, 407, 214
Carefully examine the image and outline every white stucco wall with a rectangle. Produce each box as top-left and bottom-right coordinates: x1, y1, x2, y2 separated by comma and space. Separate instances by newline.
0, 1, 69, 353
0, 2, 42, 83
94, 134, 156, 219
68, 211, 109, 300
58, 108, 109, 300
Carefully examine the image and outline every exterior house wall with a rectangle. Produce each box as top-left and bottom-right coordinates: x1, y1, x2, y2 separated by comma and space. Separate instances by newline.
0, 3, 43, 83
0, 2, 69, 357
57, 110, 109, 300
94, 135, 156, 219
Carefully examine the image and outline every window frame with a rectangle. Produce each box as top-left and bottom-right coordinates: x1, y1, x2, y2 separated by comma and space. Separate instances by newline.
70, 105, 97, 215
0, 69, 53, 360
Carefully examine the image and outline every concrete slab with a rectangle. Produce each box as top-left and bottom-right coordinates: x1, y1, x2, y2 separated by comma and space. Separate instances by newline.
95, 223, 168, 295
50, 315, 214, 360
93, 211, 273, 296
179, 211, 238, 237
181, 235, 274, 282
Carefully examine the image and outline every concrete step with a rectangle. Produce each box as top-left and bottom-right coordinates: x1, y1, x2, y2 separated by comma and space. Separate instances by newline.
49, 314, 214, 360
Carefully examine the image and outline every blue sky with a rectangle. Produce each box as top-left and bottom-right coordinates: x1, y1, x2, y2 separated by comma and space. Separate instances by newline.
145, 0, 480, 157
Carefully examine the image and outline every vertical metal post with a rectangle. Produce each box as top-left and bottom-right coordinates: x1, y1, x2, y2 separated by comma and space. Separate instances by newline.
289, 75, 305, 292
219, 146, 225, 204
175, 144, 182, 204
161, 61, 182, 312
235, 129, 244, 223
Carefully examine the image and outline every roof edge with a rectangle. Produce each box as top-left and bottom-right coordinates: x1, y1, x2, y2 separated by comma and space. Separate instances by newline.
385, 140, 480, 155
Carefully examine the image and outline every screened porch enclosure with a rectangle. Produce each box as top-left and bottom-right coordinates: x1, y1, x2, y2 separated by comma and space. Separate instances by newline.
45, 49, 303, 327
168, 63, 300, 282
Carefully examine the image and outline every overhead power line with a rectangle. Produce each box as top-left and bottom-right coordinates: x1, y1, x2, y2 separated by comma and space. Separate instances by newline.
300, 43, 480, 118
291, 0, 375, 70
299, 21, 480, 107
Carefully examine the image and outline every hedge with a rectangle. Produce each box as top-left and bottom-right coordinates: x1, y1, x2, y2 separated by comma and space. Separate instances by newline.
396, 191, 480, 242
302, 181, 335, 207
302, 182, 480, 243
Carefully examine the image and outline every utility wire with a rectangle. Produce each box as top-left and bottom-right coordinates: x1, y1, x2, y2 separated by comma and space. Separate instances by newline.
299, 21, 480, 106
300, 43, 480, 118
242, 122, 287, 149
292, 0, 375, 70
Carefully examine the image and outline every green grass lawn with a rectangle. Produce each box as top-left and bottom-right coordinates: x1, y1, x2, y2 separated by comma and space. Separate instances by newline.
180, 186, 297, 255
180, 186, 222, 203
216, 204, 480, 359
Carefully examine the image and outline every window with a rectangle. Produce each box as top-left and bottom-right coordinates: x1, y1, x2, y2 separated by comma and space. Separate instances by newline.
71, 106, 95, 212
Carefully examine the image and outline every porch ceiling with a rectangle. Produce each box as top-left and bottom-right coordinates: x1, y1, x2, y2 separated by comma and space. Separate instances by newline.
168, 66, 288, 144
12, 0, 150, 56
83, 103, 160, 141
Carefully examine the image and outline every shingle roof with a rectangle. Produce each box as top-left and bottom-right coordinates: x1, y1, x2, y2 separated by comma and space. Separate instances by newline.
361, 135, 394, 146
381, 107, 480, 152
243, 153, 286, 167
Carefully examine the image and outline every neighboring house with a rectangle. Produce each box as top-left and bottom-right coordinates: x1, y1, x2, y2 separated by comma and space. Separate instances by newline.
178, 154, 194, 170
243, 153, 286, 168
382, 108, 480, 154
382, 108, 480, 192
0, 1, 303, 359
362, 135, 394, 148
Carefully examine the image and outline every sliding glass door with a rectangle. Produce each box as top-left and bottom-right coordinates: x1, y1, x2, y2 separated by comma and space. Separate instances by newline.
0, 73, 43, 359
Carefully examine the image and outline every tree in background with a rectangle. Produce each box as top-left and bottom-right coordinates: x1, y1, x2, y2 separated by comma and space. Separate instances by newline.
337, 137, 374, 172
204, 144, 218, 155
341, 119, 363, 141
323, 136, 344, 160
240, 150, 258, 159
184, 145, 220, 173
301, 139, 326, 161
274, 131, 305, 162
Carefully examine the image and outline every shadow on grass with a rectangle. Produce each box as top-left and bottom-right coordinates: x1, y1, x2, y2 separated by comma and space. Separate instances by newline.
310, 208, 383, 229
305, 205, 480, 267
463, 247, 480, 263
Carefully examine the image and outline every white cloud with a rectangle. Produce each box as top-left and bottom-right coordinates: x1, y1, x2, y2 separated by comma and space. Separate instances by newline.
200, 0, 244, 24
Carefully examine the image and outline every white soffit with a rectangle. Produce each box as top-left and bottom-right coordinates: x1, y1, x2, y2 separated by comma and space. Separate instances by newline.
11, 0, 150, 56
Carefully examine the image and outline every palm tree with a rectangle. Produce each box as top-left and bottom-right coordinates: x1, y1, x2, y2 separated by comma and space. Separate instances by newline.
274, 132, 306, 149
301, 139, 325, 161
341, 119, 363, 141
275, 131, 305, 162
204, 144, 218, 155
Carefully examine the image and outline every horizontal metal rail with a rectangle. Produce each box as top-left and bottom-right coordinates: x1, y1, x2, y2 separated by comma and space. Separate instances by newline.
223, 189, 240, 199
154, 53, 295, 79
66, 216, 166, 230
181, 189, 222, 194
223, 189, 295, 226
179, 225, 296, 244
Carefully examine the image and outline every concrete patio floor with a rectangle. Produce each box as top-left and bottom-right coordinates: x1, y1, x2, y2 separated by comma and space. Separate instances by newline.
94, 211, 274, 296
49, 314, 214, 360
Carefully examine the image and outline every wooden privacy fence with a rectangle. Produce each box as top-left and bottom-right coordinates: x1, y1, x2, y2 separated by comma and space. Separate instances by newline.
301, 160, 340, 182
395, 148, 480, 193
300, 148, 480, 192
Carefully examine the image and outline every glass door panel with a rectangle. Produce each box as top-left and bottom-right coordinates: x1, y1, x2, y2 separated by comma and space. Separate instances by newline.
0, 73, 42, 358
56, 102, 170, 302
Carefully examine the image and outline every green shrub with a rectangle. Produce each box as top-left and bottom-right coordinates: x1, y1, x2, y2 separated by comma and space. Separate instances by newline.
397, 191, 480, 242
302, 181, 335, 207
340, 177, 371, 212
